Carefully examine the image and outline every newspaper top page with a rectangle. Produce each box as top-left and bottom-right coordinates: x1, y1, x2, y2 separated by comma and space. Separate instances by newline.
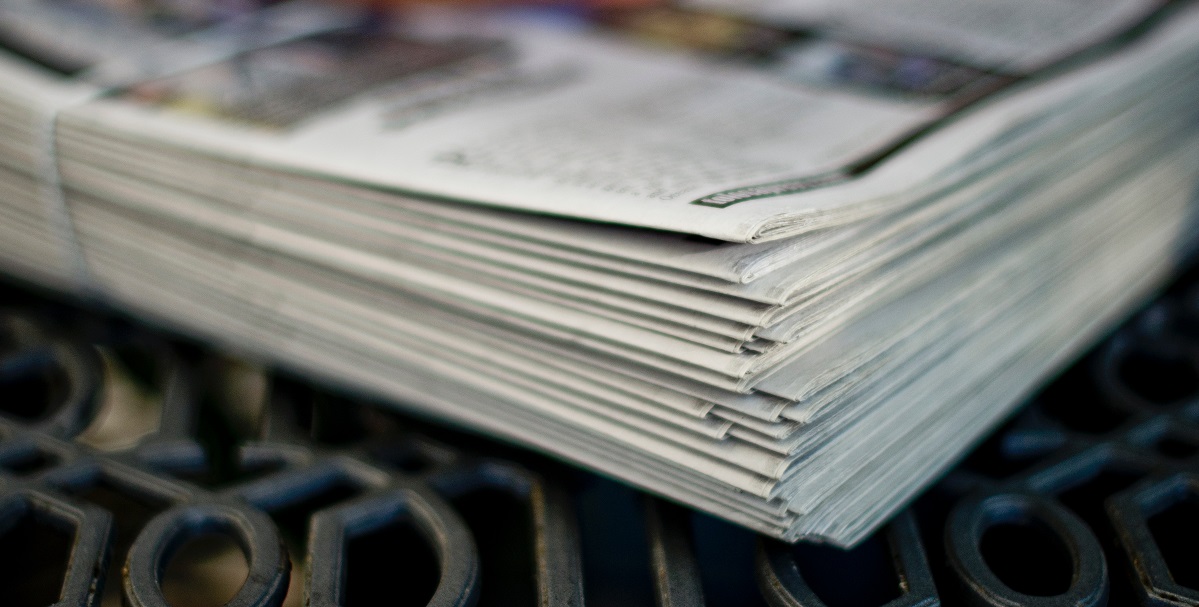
53, 2, 1197, 242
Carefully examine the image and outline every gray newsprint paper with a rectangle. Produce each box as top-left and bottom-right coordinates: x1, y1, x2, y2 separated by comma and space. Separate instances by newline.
40, 1, 1183, 242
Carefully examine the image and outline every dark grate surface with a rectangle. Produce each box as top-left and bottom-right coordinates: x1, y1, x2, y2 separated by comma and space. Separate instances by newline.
2, 267, 1199, 607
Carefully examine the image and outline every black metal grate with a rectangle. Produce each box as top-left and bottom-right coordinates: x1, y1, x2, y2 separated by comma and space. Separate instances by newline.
1, 267, 1199, 607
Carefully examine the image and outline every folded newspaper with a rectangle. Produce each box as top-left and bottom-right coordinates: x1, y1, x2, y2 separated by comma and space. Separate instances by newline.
1, 0, 1197, 546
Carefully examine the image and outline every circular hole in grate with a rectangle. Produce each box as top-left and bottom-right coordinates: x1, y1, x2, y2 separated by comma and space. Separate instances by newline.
344, 514, 441, 607
0, 356, 70, 422
980, 520, 1074, 596
160, 533, 251, 607
789, 531, 903, 607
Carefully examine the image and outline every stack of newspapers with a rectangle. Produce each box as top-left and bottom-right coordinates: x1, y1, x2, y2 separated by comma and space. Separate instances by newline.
1, 0, 1198, 545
